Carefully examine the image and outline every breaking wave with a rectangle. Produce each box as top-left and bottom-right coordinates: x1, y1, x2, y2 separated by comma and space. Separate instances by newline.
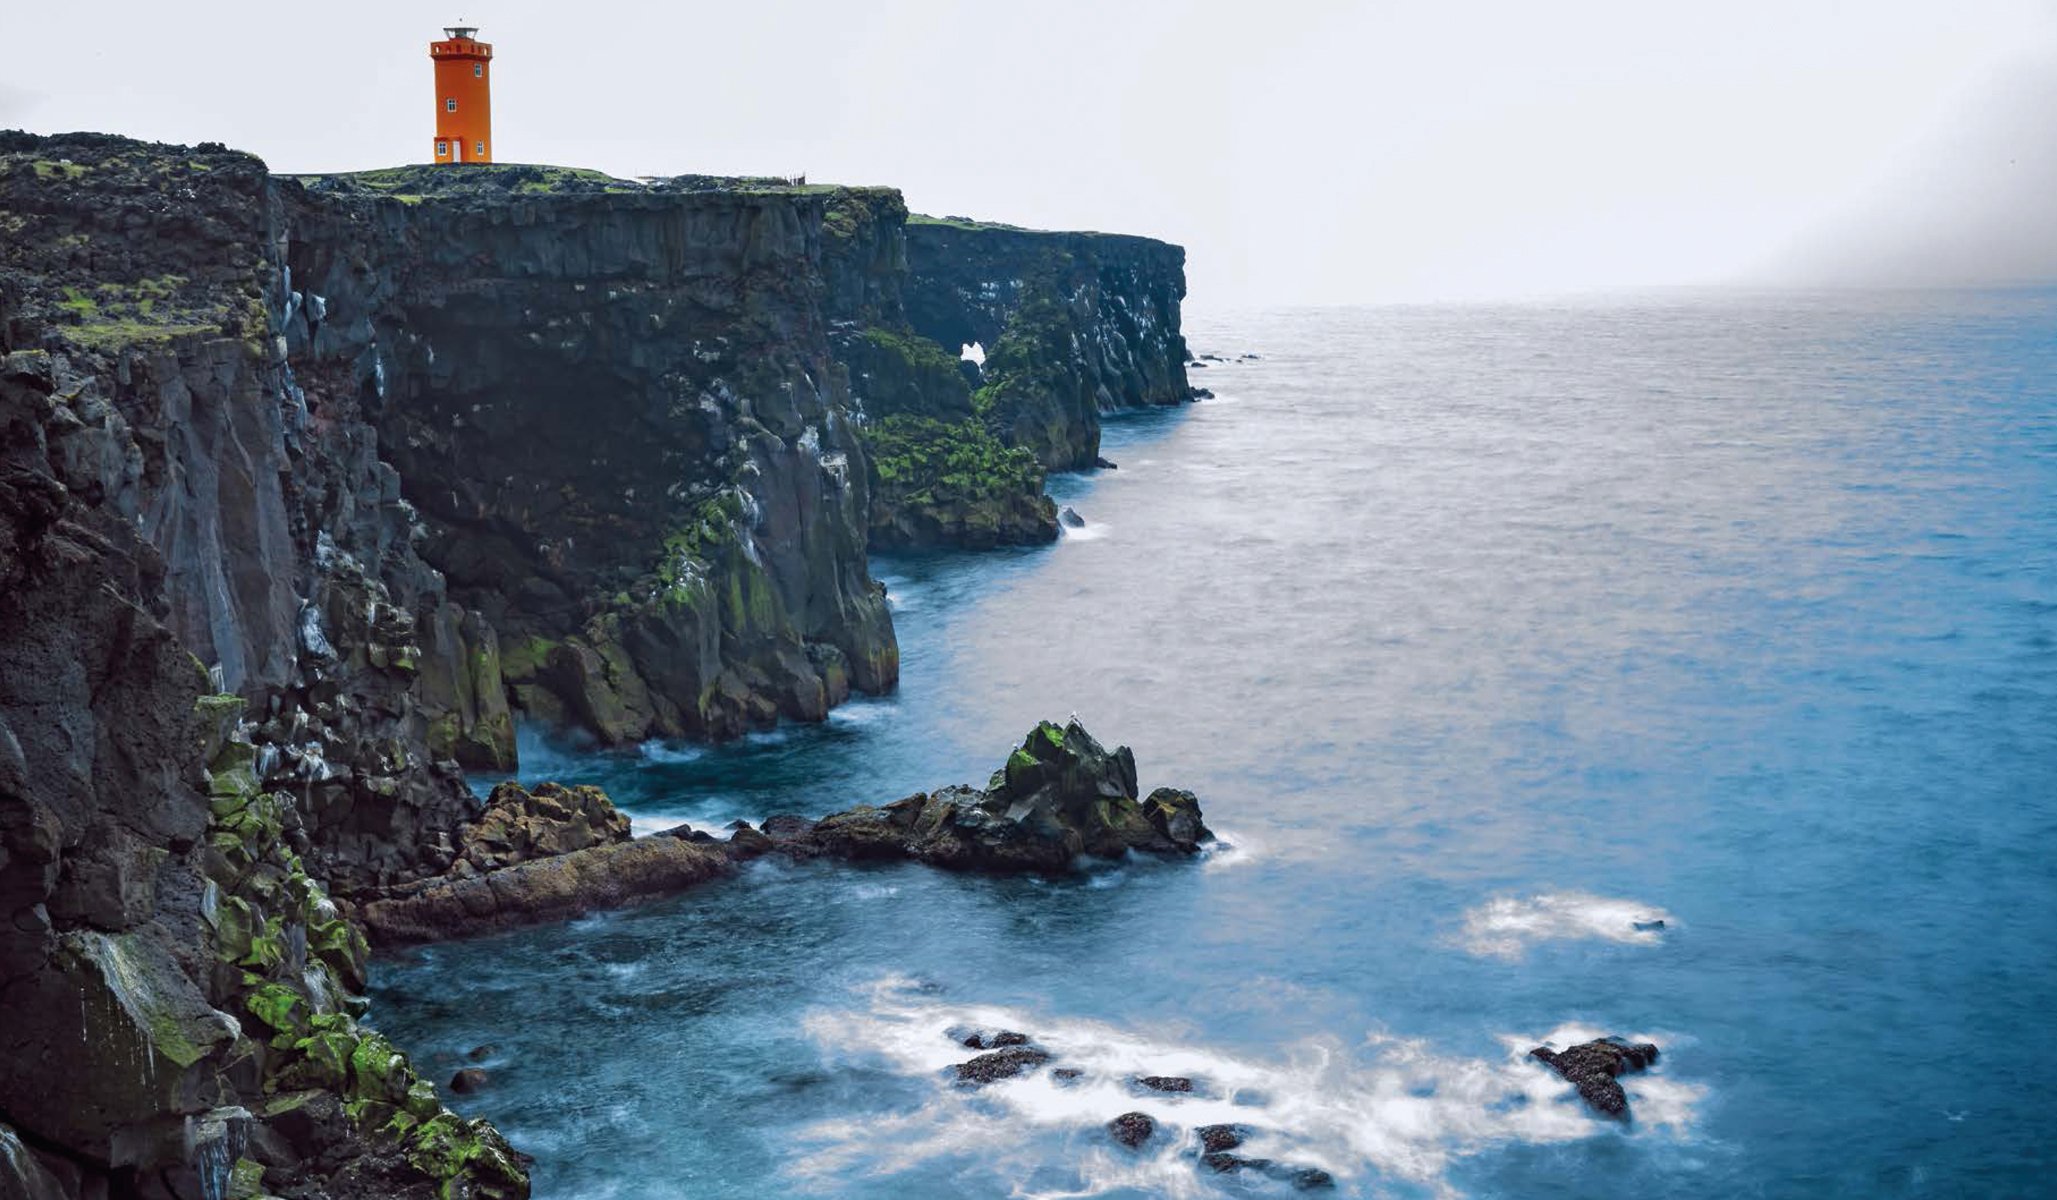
1457, 892, 1676, 959
783, 978, 1703, 1198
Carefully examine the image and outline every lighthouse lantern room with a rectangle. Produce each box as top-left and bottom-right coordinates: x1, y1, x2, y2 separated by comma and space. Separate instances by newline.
430, 24, 493, 164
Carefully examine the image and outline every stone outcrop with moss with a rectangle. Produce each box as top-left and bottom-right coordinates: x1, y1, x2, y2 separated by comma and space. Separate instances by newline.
758, 719, 1213, 872
814, 194, 1191, 548
0, 360, 522, 1194
904, 217, 1194, 470
353, 782, 730, 945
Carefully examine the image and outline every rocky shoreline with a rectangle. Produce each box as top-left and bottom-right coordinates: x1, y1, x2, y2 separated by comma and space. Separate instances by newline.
0, 129, 1201, 1198
354, 719, 1211, 947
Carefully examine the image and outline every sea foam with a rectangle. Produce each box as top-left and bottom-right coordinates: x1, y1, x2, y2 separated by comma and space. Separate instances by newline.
1457, 892, 1676, 959
782, 978, 1703, 1197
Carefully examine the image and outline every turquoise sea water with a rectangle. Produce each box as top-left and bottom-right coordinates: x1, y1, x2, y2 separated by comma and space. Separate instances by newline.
371, 292, 2057, 1198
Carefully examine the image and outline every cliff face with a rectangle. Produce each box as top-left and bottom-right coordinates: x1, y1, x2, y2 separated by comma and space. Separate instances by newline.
1, 134, 522, 1199
820, 206, 1192, 549
0, 130, 1193, 1199
281, 172, 897, 748
903, 219, 1191, 469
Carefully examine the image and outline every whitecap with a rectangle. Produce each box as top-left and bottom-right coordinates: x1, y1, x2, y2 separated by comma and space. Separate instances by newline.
1060, 522, 1109, 541
1197, 829, 1257, 871
1457, 892, 1676, 959
782, 978, 1705, 1197
637, 739, 704, 765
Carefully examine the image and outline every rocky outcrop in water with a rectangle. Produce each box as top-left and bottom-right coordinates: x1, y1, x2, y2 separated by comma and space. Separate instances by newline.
353, 782, 730, 944
766, 719, 1212, 871
1529, 1037, 1661, 1120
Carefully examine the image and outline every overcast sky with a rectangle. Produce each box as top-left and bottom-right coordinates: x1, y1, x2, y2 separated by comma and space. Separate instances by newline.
5, 1, 2054, 305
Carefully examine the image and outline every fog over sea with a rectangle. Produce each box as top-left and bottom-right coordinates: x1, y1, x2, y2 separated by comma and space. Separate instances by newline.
371, 291, 2057, 1198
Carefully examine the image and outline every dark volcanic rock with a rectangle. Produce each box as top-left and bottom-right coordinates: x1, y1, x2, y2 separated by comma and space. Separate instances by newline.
1, 133, 534, 1197
1529, 1037, 1661, 1120
1203, 1151, 1272, 1174
358, 834, 732, 945
1059, 506, 1086, 528
961, 1030, 1031, 1050
1138, 1075, 1196, 1094
1197, 1124, 1245, 1153
450, 1068, 490, 1094
903, 220, 1192, 471
462, 781, 631, 870
954, 1046, 1052, 1085
779, 720, 1212, 873
1109, 1112, 1156, 1148
1052, 1068, 1085, 1083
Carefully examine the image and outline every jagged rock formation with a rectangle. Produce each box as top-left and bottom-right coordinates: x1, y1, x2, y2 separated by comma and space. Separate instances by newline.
0, 403, 521, 1196
819, 202, 1191, 549
904, 217, 1192, 470
353, 782, 729, 944
1529, 1037, 1661, 1120
757, 719, 1212, 871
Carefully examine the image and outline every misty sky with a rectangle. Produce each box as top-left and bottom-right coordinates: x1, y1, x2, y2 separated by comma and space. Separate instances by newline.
5, 1, 2054, 305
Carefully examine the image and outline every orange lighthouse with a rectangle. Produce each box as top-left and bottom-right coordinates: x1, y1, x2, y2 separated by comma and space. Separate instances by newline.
429, 24, 493, 164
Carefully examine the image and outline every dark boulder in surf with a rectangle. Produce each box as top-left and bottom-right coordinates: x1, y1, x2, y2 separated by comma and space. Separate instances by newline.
1060, 506, 1086, 528
1197, 1124, 1245, 1153
1529, 1037, 1660, 1120
954, 1046, 1052, 1085
1109, 1112, 1156, 1148
1137, 1075, 1195, 1094
450, 1068, 490, 1094
763, 720, 1212, 873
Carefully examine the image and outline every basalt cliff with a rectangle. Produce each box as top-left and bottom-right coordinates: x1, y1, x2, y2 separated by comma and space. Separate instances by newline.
0, 131, 1191, 1199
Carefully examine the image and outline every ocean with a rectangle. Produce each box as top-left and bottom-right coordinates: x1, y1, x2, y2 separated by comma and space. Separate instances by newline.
369, 291, 2057, 1198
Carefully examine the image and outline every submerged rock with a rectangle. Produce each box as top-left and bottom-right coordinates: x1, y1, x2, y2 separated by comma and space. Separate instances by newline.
1109, 1112, 1156, 1148
450, 1068, 490, 1094
1137, 1075, 1196, 1094
961, 1030, 1031, 1050
773, 720, 1212, 874
954, 1046, 1052, 1085
1633, 919, 1667, 932
1529, 1037, 1661, 1120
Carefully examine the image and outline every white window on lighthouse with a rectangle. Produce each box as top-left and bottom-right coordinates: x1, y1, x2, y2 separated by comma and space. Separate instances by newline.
475, 141, 485, 157
446, 98, 457, 111
436, 141, 448, 157
474, 63, 483, 77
